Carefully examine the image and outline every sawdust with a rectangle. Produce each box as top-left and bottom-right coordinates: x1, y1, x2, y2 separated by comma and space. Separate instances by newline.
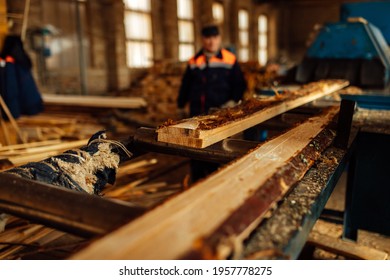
53, 142, 120, 194
242, 147, 346, 259
160, 80, 346, 131
196, 98, 280, 130
158, 119, 177, 129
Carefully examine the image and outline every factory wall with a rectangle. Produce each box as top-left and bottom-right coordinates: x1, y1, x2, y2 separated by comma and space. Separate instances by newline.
277, 0, 375, 63
149, 0, 278, 66
5, 0, 278, 95
7, 0, 130, 95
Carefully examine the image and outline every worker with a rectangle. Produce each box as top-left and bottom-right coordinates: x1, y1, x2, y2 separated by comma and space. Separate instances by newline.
177, 24, 246, 117
177, 24, 247, 182
0, 35, 43, 118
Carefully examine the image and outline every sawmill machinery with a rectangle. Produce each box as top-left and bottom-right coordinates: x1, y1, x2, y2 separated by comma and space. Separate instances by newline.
295, 1, 390, 90
293, 1, 390, 241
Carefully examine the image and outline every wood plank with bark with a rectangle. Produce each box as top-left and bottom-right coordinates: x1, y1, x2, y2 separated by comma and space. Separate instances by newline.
157, 80, 348, 148
71, 106, 339, 260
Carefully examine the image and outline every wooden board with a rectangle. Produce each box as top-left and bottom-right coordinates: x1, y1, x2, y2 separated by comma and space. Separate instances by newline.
241, 144, 351, 260
71, 106, 339, 260
0, 139, 88, 167
42, 95, 147, 109
157, 80, 348, 148
0, 0, 7, 49
308, 232, 388, 260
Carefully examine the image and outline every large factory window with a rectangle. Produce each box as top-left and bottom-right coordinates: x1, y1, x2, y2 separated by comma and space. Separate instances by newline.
212, 2, 224, 24
238, 9, 249, 62
258, 14, 268, 66
124, 0, 153, 68
177, 0, 195, 61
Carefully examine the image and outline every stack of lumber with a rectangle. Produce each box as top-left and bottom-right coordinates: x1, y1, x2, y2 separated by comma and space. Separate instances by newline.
126, 61, 186, 125
240, 61, 279, 98
122, 60, 285, 126
16, 114, 104, 142
17, 116, 77, 141
157, 80, 349, 148
0, 138, 89, 170
0, 111, 108, 169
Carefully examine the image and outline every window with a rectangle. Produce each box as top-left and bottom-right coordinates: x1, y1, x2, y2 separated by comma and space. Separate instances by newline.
124, 0, 153, 67
258, 15, 268, 66
212, 2, 224, 24
177, 0, 195, 61
238, 9, 249, 62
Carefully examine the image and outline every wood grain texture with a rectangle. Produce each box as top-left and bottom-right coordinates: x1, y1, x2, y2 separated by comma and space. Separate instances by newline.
157, 80, 348, 148
308, 232, 388, 260
43, 95, 147, 109
0, 139, 88, 166
71, 107, 339, 260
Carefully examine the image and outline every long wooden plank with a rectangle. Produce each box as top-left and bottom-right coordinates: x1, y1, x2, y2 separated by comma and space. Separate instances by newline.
0, 173, 146, 238
0, 96, 27, 144
71, 107, 339, 260
0, 139, 87, 157
42, 95, 147, 109
157, 80, 348, 148
0, 117, 11, 145
0, 139, 88, 166
0, 139, 62, 152
308, 232, 388, 260
242, 145, 351, 260
0, 0, 7, 49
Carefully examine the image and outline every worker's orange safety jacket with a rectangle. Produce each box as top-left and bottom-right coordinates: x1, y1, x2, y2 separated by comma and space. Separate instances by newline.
177, 48, 246, 116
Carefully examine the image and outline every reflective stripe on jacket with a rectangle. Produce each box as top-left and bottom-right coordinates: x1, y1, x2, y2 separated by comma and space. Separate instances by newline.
177, 48, 247, 117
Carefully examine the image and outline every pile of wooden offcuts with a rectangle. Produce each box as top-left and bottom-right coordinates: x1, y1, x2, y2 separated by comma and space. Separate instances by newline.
0, 113, 106, 170
126, 61, 186, 126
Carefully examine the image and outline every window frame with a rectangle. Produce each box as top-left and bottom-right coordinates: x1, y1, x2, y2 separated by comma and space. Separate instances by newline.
212, 1, 224, 24
238, 8, 249, 62
258, 14, 268, 66
124, 0, 154, 68
177, 0, 195, 62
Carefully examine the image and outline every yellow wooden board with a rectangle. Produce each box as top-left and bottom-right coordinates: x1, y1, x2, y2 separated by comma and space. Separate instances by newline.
157, 80, 349, 148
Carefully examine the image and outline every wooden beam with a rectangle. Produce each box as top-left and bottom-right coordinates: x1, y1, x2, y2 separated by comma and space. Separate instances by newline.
0, 96, 27, 144
133, 127, 259, 163
0, 139, 89, 167
308, 232, 388, 260
0, 0, 7, 49
71, 106, 339, 260
157, 80, 348, 148
42, 95, 147, 109
0, 139, 62, 152
0, 173, 145, 238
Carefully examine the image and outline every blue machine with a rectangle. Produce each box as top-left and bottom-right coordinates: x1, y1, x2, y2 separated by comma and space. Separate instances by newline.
296, 2, 390, 89
340, 1, 390, 45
